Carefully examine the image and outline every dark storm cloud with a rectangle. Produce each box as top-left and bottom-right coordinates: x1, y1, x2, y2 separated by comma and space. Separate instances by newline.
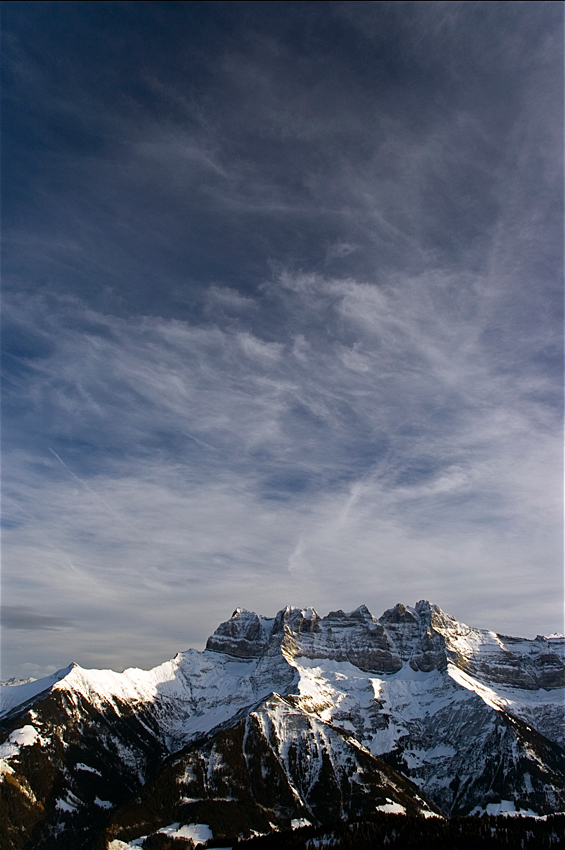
1, 2, 562, 676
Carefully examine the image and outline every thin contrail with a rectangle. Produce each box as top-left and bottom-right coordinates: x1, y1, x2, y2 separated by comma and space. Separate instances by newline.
48, 447, 138, 529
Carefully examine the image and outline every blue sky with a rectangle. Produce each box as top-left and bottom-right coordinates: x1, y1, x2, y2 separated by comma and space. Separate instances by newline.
1, 1, 563, 678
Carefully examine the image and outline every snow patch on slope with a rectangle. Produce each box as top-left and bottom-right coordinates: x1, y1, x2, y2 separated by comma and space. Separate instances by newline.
375, 800, 406, 814
0, 724, 43, 758
158, 823, 213, 844
469, 801, 545, 817
109, 823, 214, 849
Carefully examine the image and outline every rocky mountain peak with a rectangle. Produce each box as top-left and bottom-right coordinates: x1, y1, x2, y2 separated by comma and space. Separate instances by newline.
205, 608, 272, 657
202, 600, 565, 688
379, 602, 419, 624
204, 601, 451, 674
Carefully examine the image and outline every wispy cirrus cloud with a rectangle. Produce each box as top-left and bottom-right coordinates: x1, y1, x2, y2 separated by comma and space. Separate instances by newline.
2, 261, 561, 674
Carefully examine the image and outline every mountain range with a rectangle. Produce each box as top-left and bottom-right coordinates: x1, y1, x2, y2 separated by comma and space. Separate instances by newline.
1, 601, 564, 849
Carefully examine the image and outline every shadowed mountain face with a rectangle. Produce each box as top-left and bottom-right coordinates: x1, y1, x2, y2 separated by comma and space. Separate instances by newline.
1, 602, 564, 849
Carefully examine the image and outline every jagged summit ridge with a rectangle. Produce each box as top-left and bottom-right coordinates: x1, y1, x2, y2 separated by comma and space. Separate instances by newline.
206, 601, 565, 687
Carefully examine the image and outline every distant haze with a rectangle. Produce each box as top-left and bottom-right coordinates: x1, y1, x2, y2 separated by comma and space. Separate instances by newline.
1, 1, 563, 679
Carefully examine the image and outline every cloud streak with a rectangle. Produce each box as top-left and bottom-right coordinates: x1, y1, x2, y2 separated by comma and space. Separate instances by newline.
1, 607, 75, 632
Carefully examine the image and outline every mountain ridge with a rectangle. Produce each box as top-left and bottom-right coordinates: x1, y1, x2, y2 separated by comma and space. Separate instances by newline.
1, 601, 564, 849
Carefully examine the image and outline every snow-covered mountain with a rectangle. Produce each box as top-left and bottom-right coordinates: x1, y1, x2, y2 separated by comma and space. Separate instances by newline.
1, 601, 564, 849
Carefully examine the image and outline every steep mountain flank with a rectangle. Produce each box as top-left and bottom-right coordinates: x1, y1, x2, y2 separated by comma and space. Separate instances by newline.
105, 694, 438, 847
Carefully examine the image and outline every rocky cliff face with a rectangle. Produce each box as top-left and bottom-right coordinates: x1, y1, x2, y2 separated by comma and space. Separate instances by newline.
429, 606, 565, 690
1, 601, 564, 850
206, 601, 565, 687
